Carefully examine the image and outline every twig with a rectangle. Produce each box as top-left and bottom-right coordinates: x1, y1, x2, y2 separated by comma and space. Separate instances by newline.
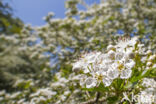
95, 92, 100, 103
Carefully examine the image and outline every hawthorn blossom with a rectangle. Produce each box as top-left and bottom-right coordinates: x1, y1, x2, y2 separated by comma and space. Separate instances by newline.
72, 37, 138, 88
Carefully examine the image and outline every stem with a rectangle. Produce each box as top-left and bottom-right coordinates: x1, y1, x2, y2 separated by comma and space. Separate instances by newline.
95, 92, 100, 103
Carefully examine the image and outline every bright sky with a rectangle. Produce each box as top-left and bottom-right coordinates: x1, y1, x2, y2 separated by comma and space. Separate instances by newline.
7, 0, 66, 26
6, 0, 100, 26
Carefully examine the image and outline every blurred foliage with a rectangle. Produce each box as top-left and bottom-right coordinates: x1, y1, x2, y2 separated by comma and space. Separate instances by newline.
0, 34, 50, 91
0, 0, 23, 34
0, 0, 49, 92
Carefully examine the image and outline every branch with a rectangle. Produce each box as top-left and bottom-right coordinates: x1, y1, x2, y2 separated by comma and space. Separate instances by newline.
95, 92, 100, 103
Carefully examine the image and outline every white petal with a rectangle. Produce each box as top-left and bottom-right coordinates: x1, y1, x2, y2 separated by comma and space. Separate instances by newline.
84, 68, 90, 73
79, 75, 87, 86
85, 77, 97, 88
107, 69, 119, 79
120, 69, 132, 79
125, 59, 135, 69
83, 64, 91, 73
72, 61, 82, 72
108, 50, 115, 60
107, 45, 114, 51
99, 64, 108, 72
103, 77, 112, 87
115, 52, 124, 60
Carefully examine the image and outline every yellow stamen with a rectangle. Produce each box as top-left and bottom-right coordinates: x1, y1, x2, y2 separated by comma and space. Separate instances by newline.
117, 61, 124, 71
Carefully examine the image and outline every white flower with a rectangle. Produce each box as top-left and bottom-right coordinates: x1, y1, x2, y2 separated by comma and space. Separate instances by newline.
82, 63, 92, 73
72, 37, 140, 88
93, 70, 113, 87
17, 98, 26, 104
152, 64, 156, 68
116, 39, 130, 51
38, 96, 46, 101
64, 91, 71, 96
79, 74, 87, 86
147, 61, 152, 67
142, 78, 156, 88
82, 52, 101, 64
107, 45, 115, 51
55, 72, 62, 79
120, 69, 132, 79
129, 36, 139, 46
126, 50, 135, 59
10, 92, 21, 98
108, 50, 115, 60
98, 62, 109, 72
0, 90, 6, 96
113, 59, 134, 79
116, 37, 138, 51
141, 56, 147, 63
103, 77, 113, 87
72, 61, 83, 72
51, 82, 65, 87
30, 97, 39, 104
60, 95, 66, 101
115, 52, 125, 61
135, 90, 155, 104
148, 55, 155, 61
107, 68, 119, 79
125, 59, 135, 69
146, 50, 152, 55
59, 77, 69, 83
30, 88, 56, 99
85, 77, 97, 88
0, 97, 3, 101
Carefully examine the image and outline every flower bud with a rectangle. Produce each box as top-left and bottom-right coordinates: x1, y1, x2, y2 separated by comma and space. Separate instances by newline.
72, 61, 82, 72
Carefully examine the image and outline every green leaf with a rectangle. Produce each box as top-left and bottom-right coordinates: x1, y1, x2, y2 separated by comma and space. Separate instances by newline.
107, 96, 118, 104
124, 81, 138, 89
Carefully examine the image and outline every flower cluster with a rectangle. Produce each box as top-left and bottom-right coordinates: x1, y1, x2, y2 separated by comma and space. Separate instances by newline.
137, 78, 156, 104
72, 37, 140, 88
29, 88, 56, 104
